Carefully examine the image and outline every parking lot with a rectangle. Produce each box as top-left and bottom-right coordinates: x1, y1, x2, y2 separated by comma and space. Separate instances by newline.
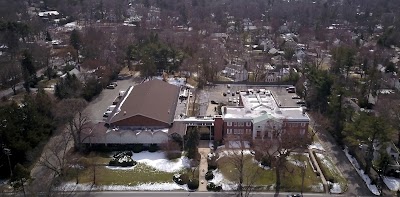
199, 84, 302, 116
85, 77, 138, 123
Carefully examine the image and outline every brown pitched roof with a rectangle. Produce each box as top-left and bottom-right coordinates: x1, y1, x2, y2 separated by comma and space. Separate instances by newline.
108, 79, 180, 125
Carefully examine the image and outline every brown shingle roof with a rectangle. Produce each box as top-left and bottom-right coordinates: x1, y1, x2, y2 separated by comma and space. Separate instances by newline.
108, 79, 180, 125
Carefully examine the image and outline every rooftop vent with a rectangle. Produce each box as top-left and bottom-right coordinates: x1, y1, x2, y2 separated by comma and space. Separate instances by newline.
124, 111, 126, 115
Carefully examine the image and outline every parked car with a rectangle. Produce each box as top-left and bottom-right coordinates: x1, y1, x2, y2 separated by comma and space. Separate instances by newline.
227, 84, 231, 88
228, 98, 232, 102
223, 93, 227, 96
287, 194, 302, 197
236, 91, 240, 94
296, 100, 306, 105
107, 84, 117, 89
211, 100, 219, 105
103, 111, 112, 117
232, 93, 235, 96
111, 82, 118, 86
292, 95, 300, 99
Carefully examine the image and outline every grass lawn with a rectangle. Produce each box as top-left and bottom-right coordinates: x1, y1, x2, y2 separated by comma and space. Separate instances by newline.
218, 154, 323, 192
76, 163, 178, 185
314, 152, 348, 193
70, 152, 198, 186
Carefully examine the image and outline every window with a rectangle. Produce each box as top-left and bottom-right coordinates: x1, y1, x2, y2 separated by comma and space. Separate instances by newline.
238, 122, 244, 127
246, 129, 252, 134
256, 131, 261, 138
300, 129, 306, 135
234, 129, 244, 134
227, 129, 232, 134
227, 122, 232, 126
233, 122, 237, 126
246, 122, 251, 127
301, 122, 306, 127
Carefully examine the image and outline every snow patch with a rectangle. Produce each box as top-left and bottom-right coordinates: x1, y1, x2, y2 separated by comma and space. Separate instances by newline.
132, 151, 190, 173
344, 148, 380, 195
209, 170, 236, 191
329, 182, 342, 194
105, 166, 136, 170
59, 182, 187, 191
308, 142, 325, 151
309, 183, 324, 192
383, 176, 400, 191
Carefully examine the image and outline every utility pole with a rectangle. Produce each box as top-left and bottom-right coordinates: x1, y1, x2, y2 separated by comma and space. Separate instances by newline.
3, 147, 12, 177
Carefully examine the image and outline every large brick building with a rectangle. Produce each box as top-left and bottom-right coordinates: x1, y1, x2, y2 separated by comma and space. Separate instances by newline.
82, 80, 309, 147
213, 90, 309, 145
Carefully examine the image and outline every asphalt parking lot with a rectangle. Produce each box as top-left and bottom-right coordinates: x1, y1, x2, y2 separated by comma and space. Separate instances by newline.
201, 84, 302, 114
84, 77, 138, 123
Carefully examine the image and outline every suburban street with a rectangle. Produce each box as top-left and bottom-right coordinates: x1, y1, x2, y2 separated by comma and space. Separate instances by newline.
81, 191, 346, 197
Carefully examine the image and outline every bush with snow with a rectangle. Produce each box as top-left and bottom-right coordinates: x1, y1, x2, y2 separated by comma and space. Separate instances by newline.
205, 170, 214, 180
207, 182, 222, 192
172, 173, 189, 185
109, 151, 136, 167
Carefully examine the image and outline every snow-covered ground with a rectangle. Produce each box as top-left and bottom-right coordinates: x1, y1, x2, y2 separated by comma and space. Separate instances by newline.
344, 148, 380, 195
315, 153, 344, 194
309, 183, 324, 192
383, 176, 400, 191
132, 151, 190, 173
308, 142, 325, 151
328, 182, 342, 193
59, 182, 187, 191
105, 166, 136, 170
208, 170, 236, 191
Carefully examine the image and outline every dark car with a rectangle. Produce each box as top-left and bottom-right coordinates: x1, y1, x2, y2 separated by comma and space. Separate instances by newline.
211, 100, 219, 105
223, 93, 227, 96
232, 93, 235, 96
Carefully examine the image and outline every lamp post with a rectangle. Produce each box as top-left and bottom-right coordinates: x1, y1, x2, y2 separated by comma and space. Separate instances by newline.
301, 161, 307, 196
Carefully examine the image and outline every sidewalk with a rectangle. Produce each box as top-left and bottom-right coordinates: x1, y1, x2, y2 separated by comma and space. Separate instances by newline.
198, 147, 210, 191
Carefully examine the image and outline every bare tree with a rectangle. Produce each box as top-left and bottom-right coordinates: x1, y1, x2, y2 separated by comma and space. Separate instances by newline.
55, 98, 90, 151
0, 61, 21, 95
253, 119, 311, 194
224, 134, 261, 197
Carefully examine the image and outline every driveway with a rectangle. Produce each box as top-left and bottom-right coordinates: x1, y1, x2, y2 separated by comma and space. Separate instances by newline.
310, 115, 373, 196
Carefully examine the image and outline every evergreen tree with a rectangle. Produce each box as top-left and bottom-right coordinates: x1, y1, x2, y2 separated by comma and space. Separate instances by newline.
185, 127, 200, 159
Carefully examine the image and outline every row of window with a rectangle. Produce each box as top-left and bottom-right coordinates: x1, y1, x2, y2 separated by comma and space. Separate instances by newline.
255, 129, 306, 138
226, 122, 252, 127
227, 129, 252, 135
284, 122, 307, 127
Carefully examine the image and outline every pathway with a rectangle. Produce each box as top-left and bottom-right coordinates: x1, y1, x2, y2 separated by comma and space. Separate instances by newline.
198, 146, 210, 191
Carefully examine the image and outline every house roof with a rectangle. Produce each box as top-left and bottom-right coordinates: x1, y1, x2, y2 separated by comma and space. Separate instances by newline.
108, 79, 180, 125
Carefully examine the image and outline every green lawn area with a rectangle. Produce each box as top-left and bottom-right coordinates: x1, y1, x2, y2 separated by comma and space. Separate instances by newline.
218, 154, 323, 192
70, 152, 197, 186
314, 152, 348, 193
76, 163, 178, 185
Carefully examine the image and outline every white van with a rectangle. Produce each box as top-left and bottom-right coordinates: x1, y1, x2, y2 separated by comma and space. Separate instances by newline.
107, 105, 116, 112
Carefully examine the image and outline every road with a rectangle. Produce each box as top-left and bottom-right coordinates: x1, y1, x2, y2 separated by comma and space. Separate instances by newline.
309, 115, 374, 197
80, 191, 345, 197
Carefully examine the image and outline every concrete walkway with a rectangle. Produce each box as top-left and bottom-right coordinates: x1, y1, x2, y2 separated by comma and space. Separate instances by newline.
308, 149, 328, 193
198, 147, 210, 191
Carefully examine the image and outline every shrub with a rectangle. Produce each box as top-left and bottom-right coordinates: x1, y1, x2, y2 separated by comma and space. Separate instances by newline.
187, 179, 199, 190
173, 173, 189, 185
205, 171, 214, 181
132, 144, 143, 153
109, 158, 118, 166
208, 163, 217, 171
207, 182, 222, 192
109, 151, 137, 167
166, 152, 181, 160
148, 144, 159, 152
